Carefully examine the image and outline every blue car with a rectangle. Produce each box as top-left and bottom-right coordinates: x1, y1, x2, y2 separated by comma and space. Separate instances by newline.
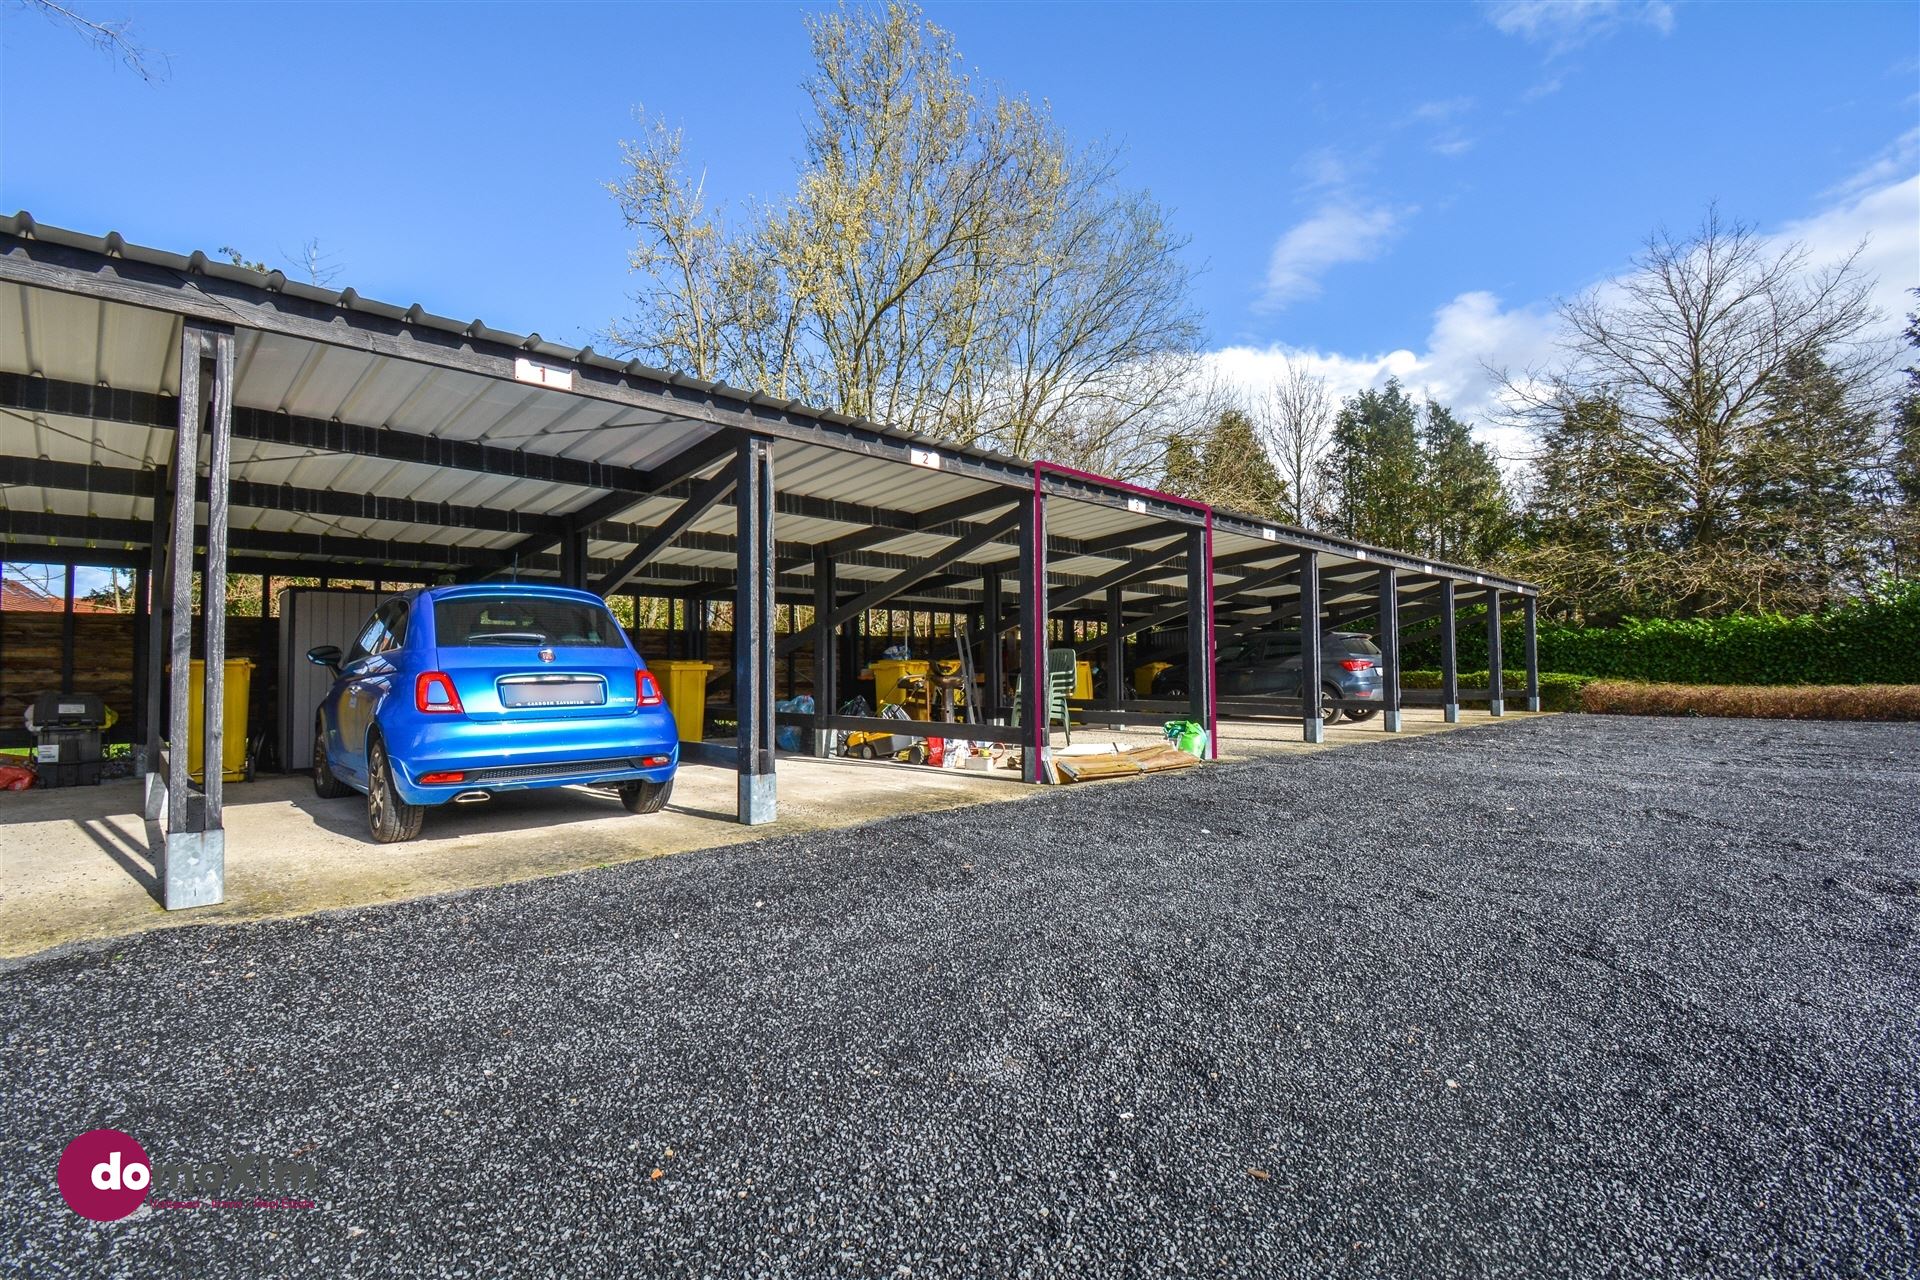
307, 584, 679, 843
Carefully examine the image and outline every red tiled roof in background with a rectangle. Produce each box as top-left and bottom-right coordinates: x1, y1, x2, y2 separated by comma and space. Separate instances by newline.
0, 577, 119, 613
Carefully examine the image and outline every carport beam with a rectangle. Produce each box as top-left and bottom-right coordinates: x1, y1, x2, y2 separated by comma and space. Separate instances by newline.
983, 570, 1004, 720
1439, 578, 1459, 724
1299, 552, 1323, 743
812, 547, 836, 757
1186, 526, 1213, 743
1523, 595, 1540, 712
1019, 492, 1049, 783
1378, 566, 1402, 733
1104, 586, 1125, 711
734, 436, 777, 824
1487, 587, 1505, 717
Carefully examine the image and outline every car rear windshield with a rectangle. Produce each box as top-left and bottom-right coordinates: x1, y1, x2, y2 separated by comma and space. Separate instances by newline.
1334, 636, 1382, 655
433, 596, 624, 648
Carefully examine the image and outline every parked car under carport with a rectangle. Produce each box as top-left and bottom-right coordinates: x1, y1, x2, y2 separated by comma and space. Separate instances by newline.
1150, 631, 1386, 724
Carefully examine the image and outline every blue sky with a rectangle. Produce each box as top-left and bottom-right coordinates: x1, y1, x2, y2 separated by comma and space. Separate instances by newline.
2, 0, 1916, 425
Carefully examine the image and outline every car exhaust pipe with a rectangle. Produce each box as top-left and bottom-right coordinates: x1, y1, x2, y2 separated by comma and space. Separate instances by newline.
451, 790, 491, 805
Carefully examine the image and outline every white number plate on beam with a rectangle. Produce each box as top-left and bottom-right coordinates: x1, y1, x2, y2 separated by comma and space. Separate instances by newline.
513, 357, 575, 391
908, 448, 943, 469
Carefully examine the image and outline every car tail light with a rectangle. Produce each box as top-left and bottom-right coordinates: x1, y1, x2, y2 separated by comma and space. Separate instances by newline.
636, 669, 664, 706
415, 672, 464, 713
419, 770, 466, 784
1339, 659, 1376, 672
640, 755, 670, 767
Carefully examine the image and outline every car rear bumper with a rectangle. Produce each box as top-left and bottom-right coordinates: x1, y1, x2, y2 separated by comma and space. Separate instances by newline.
384, 712, 679, 805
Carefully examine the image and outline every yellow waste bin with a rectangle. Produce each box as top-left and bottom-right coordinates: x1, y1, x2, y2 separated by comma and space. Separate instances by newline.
1074, 660, 1093, 701
1134, 660, 1173, 697
871, 658, 931, 719
186, 658, 255, 783
651, 660, 712, 743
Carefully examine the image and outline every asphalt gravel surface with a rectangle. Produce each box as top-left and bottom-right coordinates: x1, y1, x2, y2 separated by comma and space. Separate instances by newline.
4, 715, 1917, 1278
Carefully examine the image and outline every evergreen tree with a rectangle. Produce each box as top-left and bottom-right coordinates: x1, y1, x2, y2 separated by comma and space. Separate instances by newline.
1419, 402, 1514, 564
1318, 379, 1424, 549
1158, 409, 1289, 520
1738, 350, 1881, 610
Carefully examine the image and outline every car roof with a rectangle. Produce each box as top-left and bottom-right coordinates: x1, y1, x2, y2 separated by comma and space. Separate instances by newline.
419, 583, 609, 606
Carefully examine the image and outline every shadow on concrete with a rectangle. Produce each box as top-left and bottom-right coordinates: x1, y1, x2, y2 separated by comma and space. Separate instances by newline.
284, 778, 731, 847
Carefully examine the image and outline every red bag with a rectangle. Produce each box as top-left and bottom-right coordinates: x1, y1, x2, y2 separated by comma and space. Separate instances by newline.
0, 765, 36, 791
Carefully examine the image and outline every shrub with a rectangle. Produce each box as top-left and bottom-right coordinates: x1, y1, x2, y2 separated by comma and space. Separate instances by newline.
1399, 580, 1920, 685
1401, 670, 1593, 712
1579, 681, 1920, 721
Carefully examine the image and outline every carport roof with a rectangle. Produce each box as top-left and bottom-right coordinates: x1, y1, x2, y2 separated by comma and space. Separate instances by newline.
0, 213, 1535, 610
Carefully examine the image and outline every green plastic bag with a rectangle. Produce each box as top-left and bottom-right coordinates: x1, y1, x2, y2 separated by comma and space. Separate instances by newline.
1163, 720, 1209, 759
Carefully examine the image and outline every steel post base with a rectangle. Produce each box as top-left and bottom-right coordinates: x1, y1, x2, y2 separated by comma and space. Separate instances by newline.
1489, 699, 1505, 717
141, 769, 166, 821
1303, 719, 1325, 744
1443, 703, 1460, 724
738, 773, 777, 825
1527, 697, 1541, 712
1383, 710, 1403, 733
163, 829, 225, 910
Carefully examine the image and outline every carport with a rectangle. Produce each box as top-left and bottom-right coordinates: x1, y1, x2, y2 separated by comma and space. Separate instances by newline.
0, 216, 1537, 916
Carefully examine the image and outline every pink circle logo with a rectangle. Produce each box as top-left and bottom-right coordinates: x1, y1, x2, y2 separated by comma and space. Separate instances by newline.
56, 1129, 152, 1221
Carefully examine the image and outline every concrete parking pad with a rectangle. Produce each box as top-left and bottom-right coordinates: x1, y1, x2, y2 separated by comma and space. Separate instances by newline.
0, 707, 1533, 958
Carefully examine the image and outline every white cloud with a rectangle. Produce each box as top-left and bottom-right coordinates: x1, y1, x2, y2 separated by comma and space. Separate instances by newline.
1409, 96, 1474, 123
1211, 291, 1558, 462
1771, 171, 1920, 340
1215, 148, 1920, 462
1485, 0, 1674, 53
1261, 202, 1410, 309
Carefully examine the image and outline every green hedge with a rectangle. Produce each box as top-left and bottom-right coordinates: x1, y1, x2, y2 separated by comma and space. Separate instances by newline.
1401, 670, 1593, 712
1399, 581, 1920, 686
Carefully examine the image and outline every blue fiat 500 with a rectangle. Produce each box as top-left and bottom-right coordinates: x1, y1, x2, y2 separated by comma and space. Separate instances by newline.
307, 584, 679, 843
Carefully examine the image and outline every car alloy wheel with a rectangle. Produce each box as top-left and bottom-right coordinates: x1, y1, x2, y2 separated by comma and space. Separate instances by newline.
366, 738, 425, 843
312, 723, 351, 798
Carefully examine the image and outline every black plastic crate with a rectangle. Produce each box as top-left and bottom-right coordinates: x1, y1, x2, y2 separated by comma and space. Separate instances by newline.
35, 759, 103, 789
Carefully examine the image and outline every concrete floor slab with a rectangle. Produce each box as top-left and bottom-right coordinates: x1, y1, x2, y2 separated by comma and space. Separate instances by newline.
0, 706, 1537, 958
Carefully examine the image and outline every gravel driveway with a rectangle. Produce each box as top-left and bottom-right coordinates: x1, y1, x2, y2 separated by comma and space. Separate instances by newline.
4, 716, 1917, 1278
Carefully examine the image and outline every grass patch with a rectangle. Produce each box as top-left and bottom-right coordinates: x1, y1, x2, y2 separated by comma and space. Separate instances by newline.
1580, 682, 1920, 721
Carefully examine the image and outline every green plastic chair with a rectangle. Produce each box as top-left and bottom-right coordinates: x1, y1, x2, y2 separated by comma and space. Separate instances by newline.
1011, 648, 1079, 745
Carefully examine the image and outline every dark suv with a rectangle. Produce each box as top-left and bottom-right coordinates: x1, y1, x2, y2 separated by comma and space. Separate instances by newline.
1149, 631, 1386, 724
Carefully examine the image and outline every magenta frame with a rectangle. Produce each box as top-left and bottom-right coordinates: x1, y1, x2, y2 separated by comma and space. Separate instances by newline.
1030, 460, 1217, 763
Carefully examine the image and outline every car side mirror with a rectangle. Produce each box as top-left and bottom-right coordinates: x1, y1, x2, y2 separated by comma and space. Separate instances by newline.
307, 644, 343, 674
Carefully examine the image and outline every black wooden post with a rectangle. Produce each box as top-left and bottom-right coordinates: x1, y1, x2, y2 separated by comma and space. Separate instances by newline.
1523, 594, 1540, 712
142, 469, 171, 792
1486, 587, 1505, 717
1186, 525, 1213, 746
201, 329, 234, 840
131, 562, 150, 749
1105, 584, 1125, 710
1439, 578, 1459, 724
158, 323, 230, 910
1378, 566, 1401, 733
60, 565, 76, 690
983, 568, 1004, 721
1019, 490, 1049, 783
812, 546, 836, 757
1299, 551, 1323, 743
734, 436, 776, 823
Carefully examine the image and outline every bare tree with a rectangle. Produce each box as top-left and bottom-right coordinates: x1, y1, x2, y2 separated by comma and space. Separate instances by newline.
1255, 356, 1334, 526
14, 0, 164, 80
606, 2, 1202, 479
1508, 207, 1890, 616
285, 238, 343, 288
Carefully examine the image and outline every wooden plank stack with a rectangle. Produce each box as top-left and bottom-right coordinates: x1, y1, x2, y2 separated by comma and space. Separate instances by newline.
1054, 743, 1199, 783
